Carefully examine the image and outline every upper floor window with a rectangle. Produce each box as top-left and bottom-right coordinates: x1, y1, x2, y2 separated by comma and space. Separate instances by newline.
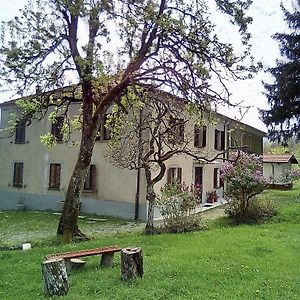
83, 164, 96, 192
214, 129, 225, 151
168, 117, 184, 143
15, 120, 26, 144
49, 163, 61, 190
51, 116, 64, 142
13, 162, 23, 187
242, 133, 251, 151
194, 125, 207, 148
167, 167, 182, 184
96, 114, 110, 141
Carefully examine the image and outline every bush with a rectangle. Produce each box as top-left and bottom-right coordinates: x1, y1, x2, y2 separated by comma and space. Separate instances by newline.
221, 151, 271, 223
225, 195, 277, 224
156, 181, 203, 233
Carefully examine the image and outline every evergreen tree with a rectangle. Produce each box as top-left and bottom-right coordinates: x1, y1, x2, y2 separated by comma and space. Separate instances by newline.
262, 0, 300, 141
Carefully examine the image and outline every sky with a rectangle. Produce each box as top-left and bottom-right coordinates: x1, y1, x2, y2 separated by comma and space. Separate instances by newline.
0, 0, 291, 131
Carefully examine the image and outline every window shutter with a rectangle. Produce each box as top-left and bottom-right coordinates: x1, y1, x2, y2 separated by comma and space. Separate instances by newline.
221, 131, 225, 150
167, 168, 172, 184
213, 168, 218, 188
194, 167, 203, 186
56, 164, 61, 188
214, 129, 218, 150
194, 126, 200, 147
51, 117, 64, 142
177, 168, 182, 184
202, 126, 207, 148
13, 163, 23, 187
15, 121, 26, 143
90, 164, 96, 192
49, 164, 61, 189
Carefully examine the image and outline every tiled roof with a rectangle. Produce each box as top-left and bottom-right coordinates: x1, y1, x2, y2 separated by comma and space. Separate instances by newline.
263, 154, 298, 164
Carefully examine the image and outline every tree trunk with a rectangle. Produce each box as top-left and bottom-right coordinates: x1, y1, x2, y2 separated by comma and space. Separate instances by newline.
57, 86, 99, 243
56, 134, 95, 242
121, 247, 143, 281
42, 258, 69, 296
144, 166, 156, 234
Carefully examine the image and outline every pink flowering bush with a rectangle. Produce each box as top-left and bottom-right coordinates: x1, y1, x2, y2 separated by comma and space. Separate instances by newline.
221, 151, 276, 223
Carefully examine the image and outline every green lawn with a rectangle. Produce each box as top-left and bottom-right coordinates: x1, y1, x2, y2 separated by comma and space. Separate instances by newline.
0, 184, 299, 300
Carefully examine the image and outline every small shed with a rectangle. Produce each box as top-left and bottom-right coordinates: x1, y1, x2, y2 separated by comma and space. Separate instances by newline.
263, 154, 298, 188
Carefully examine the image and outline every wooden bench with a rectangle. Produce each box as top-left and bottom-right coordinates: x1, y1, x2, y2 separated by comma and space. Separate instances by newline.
46, 246, 121, 273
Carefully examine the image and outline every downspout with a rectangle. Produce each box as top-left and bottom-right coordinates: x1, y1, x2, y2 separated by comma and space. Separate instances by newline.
134, 108, 143, 220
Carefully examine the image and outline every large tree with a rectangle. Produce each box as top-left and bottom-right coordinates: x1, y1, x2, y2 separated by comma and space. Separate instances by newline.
0, 0, 257, 242
261, 0, 300, 141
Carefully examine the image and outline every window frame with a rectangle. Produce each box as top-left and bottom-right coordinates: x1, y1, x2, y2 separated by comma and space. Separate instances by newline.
49, 163, 61, 190
214, 129, 225, 151
168, 117, 185, 144
15, 120, 26, 144
194, 125, 207, 148
167, 167, 182, 184
95, 114, 111, 141
51, 116, 64, 142
83, 164, 96, 192
13, 162, 24, 188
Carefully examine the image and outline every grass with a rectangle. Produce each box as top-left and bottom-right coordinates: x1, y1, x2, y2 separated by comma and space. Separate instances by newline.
0, 184, 300, 299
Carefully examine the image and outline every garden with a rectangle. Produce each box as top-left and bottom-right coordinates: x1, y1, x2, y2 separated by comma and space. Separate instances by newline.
0, 178, 300, 299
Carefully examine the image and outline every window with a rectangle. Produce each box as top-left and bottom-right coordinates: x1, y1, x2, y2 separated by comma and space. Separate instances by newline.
15, 120, 26, 144
167, 167, 182, 184
168, 117, 184, 143
49, 163, 61, 189
13, 162, 23, 187
51, 116, 64, 142
214, 129, 225, 151
96, 114, 110, 141
83, 164, 96, 192
213, 168, 223, 188
194, 166, 203, 186
194, 125, 207, 148
242, 133, 251, 151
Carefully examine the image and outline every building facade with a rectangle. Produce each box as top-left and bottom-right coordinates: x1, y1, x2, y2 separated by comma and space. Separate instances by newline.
0, 97, 265, 220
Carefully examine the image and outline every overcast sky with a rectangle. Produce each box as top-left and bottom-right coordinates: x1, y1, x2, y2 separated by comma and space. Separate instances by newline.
0, 0, 290, 131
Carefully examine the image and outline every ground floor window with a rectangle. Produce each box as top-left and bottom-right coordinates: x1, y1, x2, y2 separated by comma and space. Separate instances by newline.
13, 162, 23, 187
49, 163, 61, 190
83, 164, 96, 192
167, 167, 182, 184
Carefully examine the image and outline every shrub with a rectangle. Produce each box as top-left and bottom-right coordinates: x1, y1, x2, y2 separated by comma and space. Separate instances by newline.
156, 181, 203, 233
221, 151, 273, 223
225, 195, 277, 224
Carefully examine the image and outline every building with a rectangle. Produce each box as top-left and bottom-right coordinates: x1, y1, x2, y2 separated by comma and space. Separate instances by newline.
0, 93, 265, 220
263, 154, 298, 188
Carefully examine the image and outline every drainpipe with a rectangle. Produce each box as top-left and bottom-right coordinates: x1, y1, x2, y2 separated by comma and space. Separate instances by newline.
135, 168, 141, 220
134, 108, 143, 220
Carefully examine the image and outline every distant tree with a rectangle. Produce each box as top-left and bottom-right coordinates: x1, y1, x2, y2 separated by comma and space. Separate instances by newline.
106, 88, 224, 233
0, 0, 257, 242
261, 0, 300, 141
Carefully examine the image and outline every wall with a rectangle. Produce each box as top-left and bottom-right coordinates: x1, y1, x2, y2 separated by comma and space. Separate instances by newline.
0, 103, 148, 220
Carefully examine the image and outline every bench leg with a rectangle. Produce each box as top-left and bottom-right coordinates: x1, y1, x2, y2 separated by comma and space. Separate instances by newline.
64, 259, 72, 275
100, 253, 114, 267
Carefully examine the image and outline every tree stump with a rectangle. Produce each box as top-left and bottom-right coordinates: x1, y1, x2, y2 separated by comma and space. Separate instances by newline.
41, 258, 69, 296
100, 253, 114, 267
121, 247, 143, 281
71, 258, 86, 270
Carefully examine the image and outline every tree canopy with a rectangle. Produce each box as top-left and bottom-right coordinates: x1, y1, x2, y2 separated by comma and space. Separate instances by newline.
0, 0, 258, 242
261, 0, 300, 142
